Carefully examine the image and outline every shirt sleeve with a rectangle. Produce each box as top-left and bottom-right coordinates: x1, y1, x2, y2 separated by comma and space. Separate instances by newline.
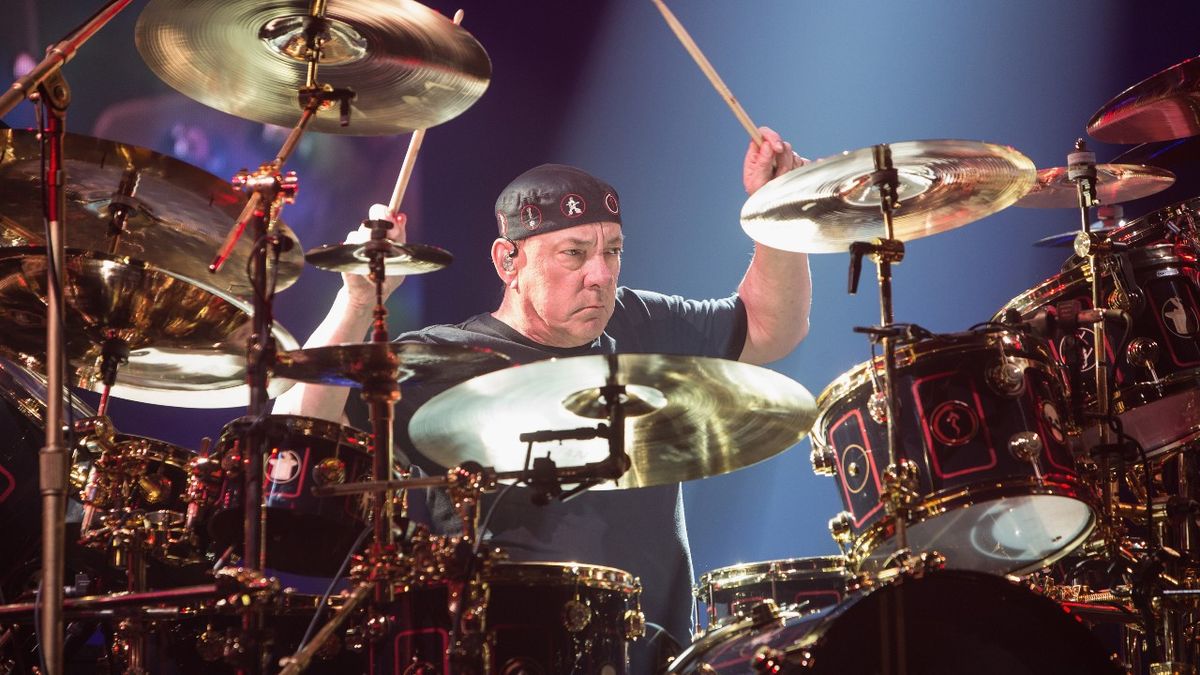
607, 287, 748, 360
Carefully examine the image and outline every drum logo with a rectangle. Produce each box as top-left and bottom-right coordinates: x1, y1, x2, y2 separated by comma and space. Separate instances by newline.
1162, 296, 1198, 338
839, 444, 872, 494
0, 462, 12, 504
930, 400, 979, 447
266, 450, 302, 484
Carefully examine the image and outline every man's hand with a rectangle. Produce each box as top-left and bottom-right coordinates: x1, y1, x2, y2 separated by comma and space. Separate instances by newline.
342, 203, 408, 308
743, 126, 808, 196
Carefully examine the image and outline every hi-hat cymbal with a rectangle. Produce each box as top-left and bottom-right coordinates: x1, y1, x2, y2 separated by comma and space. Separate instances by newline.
0, 248, 299, 408
1015, 164, 1175, 208
304, 240, 452, 276
273, 342, 510, 387
135, 0, 491, 135
409, 354, 816, 490
0, 130, 303, 301
741, 140, 1036, 254
1088, 56, 1200, 145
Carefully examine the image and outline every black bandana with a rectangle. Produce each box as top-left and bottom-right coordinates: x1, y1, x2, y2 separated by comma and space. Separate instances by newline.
494, 164, 622, 241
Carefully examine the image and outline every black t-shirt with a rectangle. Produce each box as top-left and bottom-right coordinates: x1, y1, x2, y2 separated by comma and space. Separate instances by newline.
358, 286, 747, 661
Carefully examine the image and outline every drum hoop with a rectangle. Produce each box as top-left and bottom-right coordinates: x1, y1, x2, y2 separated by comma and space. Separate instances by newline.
114, 435, 196, 466
1111, 195, 1200, 246
486, 561, 640, 592
697, 556, 848, 594
217, 414, 371, 450
846, 476, 1096, 576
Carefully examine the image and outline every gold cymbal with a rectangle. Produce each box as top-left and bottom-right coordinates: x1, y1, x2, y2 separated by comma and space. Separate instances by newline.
1015, 164, 1175, 208
409, 354, 816, 489
304, 240, 452, 276
0, 248, 299, 408
0, 130, 303, 301
740, 140, 1036, 254
1088, 56, 1200, 144
135, 0, 491, 135
273, 342, 511, 387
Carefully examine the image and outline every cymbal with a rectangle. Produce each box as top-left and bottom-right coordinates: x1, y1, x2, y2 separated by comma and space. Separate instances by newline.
1015, 164, 1175, 208
409, 354, 816, 490
273, 342, 511, 387
0, 248, 299, 408
741, 140, 1036, 254
304, 240, 452, 276
135, 0, 491, 135
1088, 56, 1200, 144
1033, 226, 1119, 248
0, 130, 303, 301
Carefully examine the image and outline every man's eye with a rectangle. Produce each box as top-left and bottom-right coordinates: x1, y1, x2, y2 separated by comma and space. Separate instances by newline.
562, 249, 583, 256
606, 248, 623, 257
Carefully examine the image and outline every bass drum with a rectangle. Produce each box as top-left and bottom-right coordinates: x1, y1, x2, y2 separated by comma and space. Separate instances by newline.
667, 569, 1121, 675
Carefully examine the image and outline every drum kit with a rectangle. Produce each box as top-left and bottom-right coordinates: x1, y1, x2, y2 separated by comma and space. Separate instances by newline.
0, 0, 1197, 674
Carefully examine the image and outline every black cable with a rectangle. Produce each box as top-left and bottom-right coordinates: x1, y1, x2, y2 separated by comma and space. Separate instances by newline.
296, 524, 372, 653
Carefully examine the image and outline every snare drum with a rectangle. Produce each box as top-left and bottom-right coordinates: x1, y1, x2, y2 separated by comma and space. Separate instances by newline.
695, 557, 848, 634
811, 328, 1095, 576
374, 561, 645, 674
202, 415, 373, 575
667, 569, 1120, 675
999, 241, 1200, 456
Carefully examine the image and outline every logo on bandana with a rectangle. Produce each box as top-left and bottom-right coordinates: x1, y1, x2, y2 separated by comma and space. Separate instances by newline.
604, 192, 620, 216
496, 211, 508, 234
266, 450, 302, 484
560, 194, 586, 219
519, 204, 542, 230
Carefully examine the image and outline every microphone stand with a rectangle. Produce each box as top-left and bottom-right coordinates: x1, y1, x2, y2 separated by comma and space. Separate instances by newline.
0, 2, 134, 672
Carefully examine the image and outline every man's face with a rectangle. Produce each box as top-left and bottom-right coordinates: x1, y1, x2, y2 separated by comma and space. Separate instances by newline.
514, 221, 623, 347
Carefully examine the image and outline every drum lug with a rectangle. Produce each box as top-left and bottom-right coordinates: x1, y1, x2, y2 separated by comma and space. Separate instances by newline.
562, 598, 592, 633
751, 645, 789, 673
810, 445, 837, 476
828, 511, 854, 549
623, 608, 646, 640
867, 390, 889, 424
987, 360, 1026, 396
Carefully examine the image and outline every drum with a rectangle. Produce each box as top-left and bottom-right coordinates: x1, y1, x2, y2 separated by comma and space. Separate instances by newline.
694, 557, 848, 634
373, 561, 645, 674
202, 415, 373, 575
999, 240, 1200, 456
0, 356, 95, 591
666, 569, 1122, 674
811, 328, 1095, 576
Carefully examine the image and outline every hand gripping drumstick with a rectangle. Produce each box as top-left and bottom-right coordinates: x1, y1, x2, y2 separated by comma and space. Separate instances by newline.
650, 0, 764, 146
385, 9, 464, 215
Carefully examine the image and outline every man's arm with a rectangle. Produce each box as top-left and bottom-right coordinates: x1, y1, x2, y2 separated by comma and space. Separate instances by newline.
736, 126, 812, 365
272, 208, 406, 421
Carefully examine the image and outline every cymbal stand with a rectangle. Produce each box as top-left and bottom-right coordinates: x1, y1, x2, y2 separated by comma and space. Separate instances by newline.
847, 144, 914, 675
0, 2, 136, 671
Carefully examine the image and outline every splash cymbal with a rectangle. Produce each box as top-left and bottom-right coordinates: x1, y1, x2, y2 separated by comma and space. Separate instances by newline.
135, 0, 491, 135
409, 354, 816, 489
273, 342, 510, 387
304, 240, 452, 276
1015, 164, 1175, 208
741, 140, 1036, 254
0, 248, 299, 408
1088, 55, 1200, 144
0, 130, 302, 301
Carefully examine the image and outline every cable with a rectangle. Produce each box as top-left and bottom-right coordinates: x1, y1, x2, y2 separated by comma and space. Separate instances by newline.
296, 525, 372, 653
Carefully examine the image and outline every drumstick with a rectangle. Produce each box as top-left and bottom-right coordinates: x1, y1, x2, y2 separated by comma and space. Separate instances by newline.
386, 8, 465, 215
650, 0, 763, 146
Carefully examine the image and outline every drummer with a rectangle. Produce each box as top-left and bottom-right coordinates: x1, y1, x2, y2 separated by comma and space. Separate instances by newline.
273, 126, 811, 668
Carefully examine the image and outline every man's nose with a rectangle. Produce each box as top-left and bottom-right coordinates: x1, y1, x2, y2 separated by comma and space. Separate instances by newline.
584, 252, 614, 286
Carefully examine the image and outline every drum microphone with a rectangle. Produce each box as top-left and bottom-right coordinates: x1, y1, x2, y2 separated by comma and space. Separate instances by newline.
1005, 300, 1127, 338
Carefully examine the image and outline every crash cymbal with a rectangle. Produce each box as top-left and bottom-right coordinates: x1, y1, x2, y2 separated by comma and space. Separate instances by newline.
0, 248, 298, 408
304, 240, 452, 276
135, 0, 491, 135
273, 342, 510, 387
409, 354, 816, 489
1015, 164, 1175, 208
0, 130, 302, 301
1088, 56, 1200, 144
741, 140, 1036, 254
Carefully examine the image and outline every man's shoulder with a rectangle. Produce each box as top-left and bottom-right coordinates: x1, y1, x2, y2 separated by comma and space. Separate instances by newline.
396, 313, 495, 344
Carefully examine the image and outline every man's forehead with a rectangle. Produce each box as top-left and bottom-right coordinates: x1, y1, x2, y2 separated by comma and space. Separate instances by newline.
535, 221, 623, 244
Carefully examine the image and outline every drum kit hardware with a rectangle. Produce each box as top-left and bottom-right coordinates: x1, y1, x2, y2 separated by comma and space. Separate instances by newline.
1, 0, 1200, 673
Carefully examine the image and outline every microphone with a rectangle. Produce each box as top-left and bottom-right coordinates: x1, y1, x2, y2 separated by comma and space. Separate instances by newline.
1005, 300, 1126, 338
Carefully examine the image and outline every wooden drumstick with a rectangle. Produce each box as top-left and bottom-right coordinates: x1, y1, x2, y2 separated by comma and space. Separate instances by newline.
650, 0, 763, 146
386, 8, 465, 215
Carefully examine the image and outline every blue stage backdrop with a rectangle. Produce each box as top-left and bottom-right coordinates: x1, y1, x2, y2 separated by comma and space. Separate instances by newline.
3, 0, 1199, 593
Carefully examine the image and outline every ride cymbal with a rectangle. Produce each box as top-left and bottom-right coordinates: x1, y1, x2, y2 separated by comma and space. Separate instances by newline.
741, 140, 1036, 254
273, 342, 510, 387
0, 248, 299, 408
135, 0, 491, 135
1015, 164, 1175, 208
1088, 55, 1200, 145
409, 354, 816, 489
304, 240, 452, 276
0, 130, 302, 301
